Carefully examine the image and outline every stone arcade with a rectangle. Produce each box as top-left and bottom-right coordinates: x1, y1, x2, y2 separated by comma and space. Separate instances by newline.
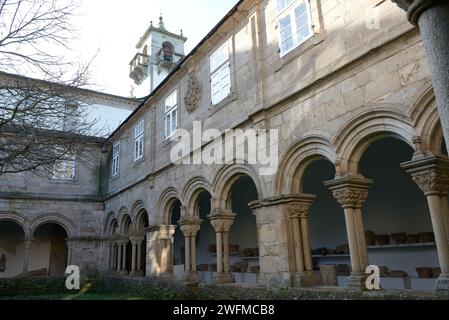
1, 0, 449, 293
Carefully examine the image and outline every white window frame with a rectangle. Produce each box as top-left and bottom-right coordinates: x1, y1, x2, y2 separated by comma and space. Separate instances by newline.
134, 120, 144, 161
165, 90, 178, 139
277, 0, 313, 57
111, 142, 120, 177
52, 150, 76, 181
210, 41, 232, 106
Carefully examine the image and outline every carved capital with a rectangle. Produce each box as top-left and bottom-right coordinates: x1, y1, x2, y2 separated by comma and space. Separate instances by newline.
179, 218, 203, 237
209, 210, 236, 233
158, 225, 177, 240
287, 203, 311, 219
402, 155, 449, 195
325, 176, 373, 209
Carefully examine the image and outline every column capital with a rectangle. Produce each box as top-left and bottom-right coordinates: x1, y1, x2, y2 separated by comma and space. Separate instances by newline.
392, 0, 442, 25
158, 225, 177, 240
402, 155, 449, 195
129, 236, 145, 245
23, 238, 34, 248
178, 218, 203, 237
285, 194, 316, 219
208, 210, 236, 232
325, 176, 373, 209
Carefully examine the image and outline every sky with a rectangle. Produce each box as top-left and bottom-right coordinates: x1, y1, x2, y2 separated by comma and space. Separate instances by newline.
71, 0, 239, 97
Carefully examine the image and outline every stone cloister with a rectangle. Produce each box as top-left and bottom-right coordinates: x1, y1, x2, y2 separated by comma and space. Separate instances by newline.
102, 84, 449, 291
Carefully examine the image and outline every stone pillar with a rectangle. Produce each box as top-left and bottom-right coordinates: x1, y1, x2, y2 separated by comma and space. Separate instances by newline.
116, 241, 122, 273
136, 240, 142, 274
402, 155, 449, 291
66, 239, 74, 267
325, 176, 373, 290
22, 238, 34, 275
393, 0, 449, 151
108, 240, 115, 271
179, 218, 202, 282
158, 225, 177, 279
286, 194, 320, 287
129, 236, 144, 276
209, 209, 236, 284
121, 240, 128, 275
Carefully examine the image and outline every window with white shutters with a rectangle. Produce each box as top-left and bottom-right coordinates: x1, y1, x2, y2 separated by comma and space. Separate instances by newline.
277, 0, 313, 57
134, 120, 144, 161
165, 91, 178, 139
111, 142, 120, 176
210, 42, 231, 106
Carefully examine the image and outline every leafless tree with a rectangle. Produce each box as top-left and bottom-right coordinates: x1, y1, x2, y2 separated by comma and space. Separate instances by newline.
0, 0, 101, 176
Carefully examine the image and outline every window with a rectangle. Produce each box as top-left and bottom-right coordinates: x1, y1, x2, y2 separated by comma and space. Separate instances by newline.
111, 142, 120, 177
165, 91, 178, 138
134, 120, 144, 161
210, 42, 231, 105
53, 151, 76, 181
277, 0, 313, 56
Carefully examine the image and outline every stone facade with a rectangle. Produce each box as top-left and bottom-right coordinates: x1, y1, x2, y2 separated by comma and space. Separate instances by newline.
1, 0, 449, 292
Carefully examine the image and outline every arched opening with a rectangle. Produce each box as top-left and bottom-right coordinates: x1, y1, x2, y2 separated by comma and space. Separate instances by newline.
138, 212, 149, 276
359, 137, 437, 291
121, 215, 132, 274
302, 159, 348, 287
228, 175, 259, 284
31, 223, 68, 276
195, 190, 215, 281
0, 221, 26, 278
170, 200, 184, 279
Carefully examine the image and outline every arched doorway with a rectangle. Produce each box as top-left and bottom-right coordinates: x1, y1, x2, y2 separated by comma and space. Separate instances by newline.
0, 221, 26, 278
302, 159, 348, 287
227, 175, 259, 284
360, 137, 437, 290
31, 223, 68, 276
169, 200, 184, 279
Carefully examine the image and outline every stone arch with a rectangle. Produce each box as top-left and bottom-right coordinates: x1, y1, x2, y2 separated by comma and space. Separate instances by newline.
30, 214, 75, 238
334, 106, 416, 175
275, 133, 338, 194
409, 82, 443, 154
0, 212, 31, 238
132, 201, 149, 233
156, 187, 183, 225
212, 164, 264, 210
104, 212, 118, 237
181, 176, 213, 217
119, 214, 133, 236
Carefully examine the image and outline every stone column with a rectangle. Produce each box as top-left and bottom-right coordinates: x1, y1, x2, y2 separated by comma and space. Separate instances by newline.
209, 209, 236, 284
402, 155, 449, 291
116, 241, 122, 273
136, 240, 142, 274
121, 240, 128, 275
22, 238, 34, 275
286, 194, 320, 287
325, 176, 373, 290
393, 0, 449, 151
179, 218, 202, 282
158, 225, 177, 279
129, 236, 144, 277
66, 239, 74, 267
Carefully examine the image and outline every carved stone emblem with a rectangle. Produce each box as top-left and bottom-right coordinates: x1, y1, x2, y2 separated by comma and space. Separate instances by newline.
184, 71, 202, 114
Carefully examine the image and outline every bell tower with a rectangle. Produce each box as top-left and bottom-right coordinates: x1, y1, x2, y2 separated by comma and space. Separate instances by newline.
129, 16, 187, 98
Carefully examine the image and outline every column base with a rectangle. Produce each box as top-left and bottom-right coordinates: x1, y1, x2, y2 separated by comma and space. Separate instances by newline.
184, 271, 202, 283
117, 271, 129, 276
214, 272, 235, 284
347, 272, 368, 291
129, 271, 144, 277
436, 274, 449, 291
295, 271, 320, 288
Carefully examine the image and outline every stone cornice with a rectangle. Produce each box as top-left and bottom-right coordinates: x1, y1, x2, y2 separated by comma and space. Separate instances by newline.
249, 193, 316, 210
